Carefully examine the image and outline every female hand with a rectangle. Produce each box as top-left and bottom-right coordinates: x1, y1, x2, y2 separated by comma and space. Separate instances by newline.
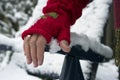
23, 34, 71, 67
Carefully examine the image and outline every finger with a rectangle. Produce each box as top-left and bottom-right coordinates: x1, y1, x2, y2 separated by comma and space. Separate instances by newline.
29, 34, 38, 67
57, 27, 71, 52
24, 35, 32, 64
60, 40, 71, 53
23, 35, 31, 55
36, 35, 46, 65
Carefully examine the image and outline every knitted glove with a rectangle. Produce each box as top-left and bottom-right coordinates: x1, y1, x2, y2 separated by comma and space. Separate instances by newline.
22, 0, 89, 44
22, 12, 71, 44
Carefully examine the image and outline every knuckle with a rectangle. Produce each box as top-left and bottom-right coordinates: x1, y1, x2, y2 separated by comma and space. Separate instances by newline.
24, 39, 29, 44
37, 40, 46, 46
24, 36, 30, 42
32, 55, 37, 59
36, 43, 44, 47
38, 36, 46, 43
24, 43, 29, 48
37, 56, 41, 60
26, 55, 31, 59
36, 41, 41, 46
29, 40, 36, 46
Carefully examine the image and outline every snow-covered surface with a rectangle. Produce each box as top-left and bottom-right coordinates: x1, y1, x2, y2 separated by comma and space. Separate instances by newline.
0, 61, 41, 80
96, 61, 118, 80
0, 0, 119, 80
18, 0, 113, 58
0, 51, 12, 70
71, 0, 113, 58
0, 34, 23, 52
49, 0, 113, 58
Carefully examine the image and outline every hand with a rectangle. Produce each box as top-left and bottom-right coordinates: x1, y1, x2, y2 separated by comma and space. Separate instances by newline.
23, 34, 71, 67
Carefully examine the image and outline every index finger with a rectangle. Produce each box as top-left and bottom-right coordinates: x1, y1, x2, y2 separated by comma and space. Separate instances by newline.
23, 35, 32, 64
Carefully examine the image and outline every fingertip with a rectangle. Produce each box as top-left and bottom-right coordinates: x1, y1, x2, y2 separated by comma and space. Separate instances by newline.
27, 59, 32, 64
60, 40, 71, 53
38, 61, 43, 66
34, 63, 38, 68
38, 56, 44, 66
64, 47, 71, 53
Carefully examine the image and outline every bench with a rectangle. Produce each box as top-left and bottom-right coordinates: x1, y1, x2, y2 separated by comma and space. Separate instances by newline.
44, 2, 114, 80
45, 44, 109, 80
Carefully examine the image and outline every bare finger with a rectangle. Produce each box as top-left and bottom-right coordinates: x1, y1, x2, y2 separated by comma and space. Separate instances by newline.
60, 40, 71, 53
29, 34, 38, 67
24, 35, 32, 64
36, 35, 46, 65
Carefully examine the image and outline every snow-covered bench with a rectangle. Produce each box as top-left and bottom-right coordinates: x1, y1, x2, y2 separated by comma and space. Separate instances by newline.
43, 0, 114, 79
45, 44, 110, 80
7, 0, 113, 79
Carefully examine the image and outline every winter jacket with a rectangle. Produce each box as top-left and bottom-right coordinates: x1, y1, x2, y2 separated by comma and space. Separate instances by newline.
22, 0, 89, 44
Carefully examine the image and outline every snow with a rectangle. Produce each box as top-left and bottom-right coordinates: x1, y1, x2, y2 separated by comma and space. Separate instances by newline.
0, 62, 41, 80
0, 34, 15, 46
0, 0, 119, 80
22, 52, 64, 76
0, 51, 12, 70
0, 34, 23, 52
50, 33, 113, 58
48, 0, 113, 58
96, 60, 118, 80
18, 0, 113, 58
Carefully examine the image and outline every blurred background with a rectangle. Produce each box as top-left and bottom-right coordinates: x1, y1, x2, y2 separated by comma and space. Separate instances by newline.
0, 0, 37, 37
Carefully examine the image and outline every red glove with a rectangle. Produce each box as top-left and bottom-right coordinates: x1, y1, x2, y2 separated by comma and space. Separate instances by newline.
22, 12, 71, 44
22, 0, 89, 44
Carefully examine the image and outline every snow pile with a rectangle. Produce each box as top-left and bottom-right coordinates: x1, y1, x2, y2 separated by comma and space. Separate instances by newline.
0, 34, 23, 52
0, 34, 15, 46
71, 0, 113, 58
96, 60, 118, 80
0, 62, 41, 80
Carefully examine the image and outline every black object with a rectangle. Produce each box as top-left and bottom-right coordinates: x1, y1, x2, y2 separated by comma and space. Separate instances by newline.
60, 55, 84, 80
58, 45, 108, 62
0, 44, 108, 80
45, 45, 109, 80
0, 44, 12, 51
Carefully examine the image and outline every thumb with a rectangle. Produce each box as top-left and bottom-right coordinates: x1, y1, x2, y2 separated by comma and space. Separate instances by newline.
60, 40, 71, 53
57, 27, 71, 53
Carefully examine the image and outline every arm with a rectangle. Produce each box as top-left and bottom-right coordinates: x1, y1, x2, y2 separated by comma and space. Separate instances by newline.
22, 0, 89, 43
22, 0, 89, 67
43, 0, 89, 25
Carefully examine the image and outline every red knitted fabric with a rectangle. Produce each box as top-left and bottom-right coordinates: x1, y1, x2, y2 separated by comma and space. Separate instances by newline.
43, 0, 89, 25
22, 0, 88, 44
22, 14, 71, 43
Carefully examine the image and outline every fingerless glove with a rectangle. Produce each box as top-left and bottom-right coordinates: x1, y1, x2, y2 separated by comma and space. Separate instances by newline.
22, 0, 89, 44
